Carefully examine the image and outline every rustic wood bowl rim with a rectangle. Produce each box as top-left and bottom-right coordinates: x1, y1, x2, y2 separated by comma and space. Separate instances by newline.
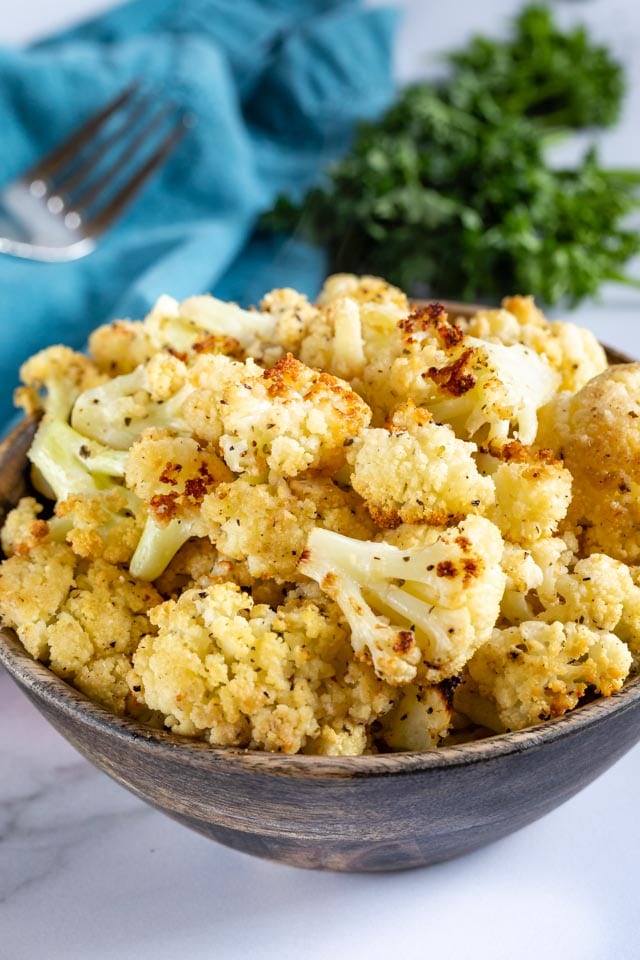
0, 314, 638, 779
2, 627, 640, 778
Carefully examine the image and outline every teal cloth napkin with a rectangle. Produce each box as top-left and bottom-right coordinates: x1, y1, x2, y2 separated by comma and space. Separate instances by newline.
0, 0, 397, 425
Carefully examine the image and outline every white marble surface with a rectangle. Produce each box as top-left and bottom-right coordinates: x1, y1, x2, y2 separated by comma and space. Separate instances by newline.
2, 2, 640, 958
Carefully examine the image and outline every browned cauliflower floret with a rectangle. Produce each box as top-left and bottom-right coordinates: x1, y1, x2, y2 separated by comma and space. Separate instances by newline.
15, 345, 106, 420
1, 497, 49, 557
0, 543, 161, 713
348, 401, 494, 527
461, 296, 607, 393
130, 581, 395, 754
214, 353, 371, 480
425, 333, 559, 446
480, 443, 572, 545
350, 303, 447, 423
299, 514, 505, 685
122, 428, 233, 581
52, 489, 146, 565
455, 621, 631, 733
545, 364, 640, 562
352, 303, 558, 441
201, 475, 375, 583
125, 428, 232, 520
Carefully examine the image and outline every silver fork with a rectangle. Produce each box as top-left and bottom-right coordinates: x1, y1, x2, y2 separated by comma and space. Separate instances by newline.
0, 85, 188, 262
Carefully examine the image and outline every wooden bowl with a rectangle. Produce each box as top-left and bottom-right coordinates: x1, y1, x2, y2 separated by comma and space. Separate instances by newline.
1, 332, 639, 873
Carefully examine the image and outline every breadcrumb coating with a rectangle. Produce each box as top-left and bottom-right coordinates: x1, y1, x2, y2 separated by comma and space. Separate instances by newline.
130, 582, 395, 753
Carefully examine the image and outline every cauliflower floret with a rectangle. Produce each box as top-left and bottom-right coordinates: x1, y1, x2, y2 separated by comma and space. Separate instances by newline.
0, 543, 161, 713
545, 320, 608, 393
183, 352, 372, 481
51, 489, 146, 566
0, 542, 75, 659
124, 428, 233, 583
536, 554, 631, 632
528, 551, 640, 668
348, 401, 494, 527
501, 295, 607, 392
551, 364, 640, 562
482, 444, 572, 544
352, 302, 558, 440
1, 497, 48, 557
89, 320, 156, 376
15, 346, 106, 421
299, 297, 367, 381
455, 621, 631, 733
22, 418, 146, 566
317, 274, 408, 311
214, 353, 371, 480
89, 293, 274, 375
351, 303, 450, 423
202, 478, 317, 582
201, 476, 375, 583
248, 288, 320, 367
180, 354, 264, 445
426, 335, 559, 446
299, 515, 505, 685
462, 296, 606, 393
378, 683, 453, 750
125, 429, 232, 520
130, 582, 394, 754
71, 352, 193, 450
499, 538, 629, 631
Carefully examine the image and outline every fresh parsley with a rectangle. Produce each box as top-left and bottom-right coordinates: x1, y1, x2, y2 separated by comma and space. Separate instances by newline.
265, 4, 640, 306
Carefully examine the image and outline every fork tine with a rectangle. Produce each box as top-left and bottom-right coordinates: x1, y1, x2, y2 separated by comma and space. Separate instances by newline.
24, 82, 140, 184
71, 103, 179, 213
52, 94, 155, 199
85, 118, 187, 236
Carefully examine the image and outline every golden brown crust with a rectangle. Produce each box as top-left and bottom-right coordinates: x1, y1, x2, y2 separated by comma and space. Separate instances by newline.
427, 348, 477, 397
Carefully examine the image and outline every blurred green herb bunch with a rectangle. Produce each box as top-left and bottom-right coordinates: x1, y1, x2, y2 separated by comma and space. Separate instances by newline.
266, 4, 640, 306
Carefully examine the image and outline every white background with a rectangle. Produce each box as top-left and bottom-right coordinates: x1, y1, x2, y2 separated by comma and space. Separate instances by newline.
1, 3, 640, 959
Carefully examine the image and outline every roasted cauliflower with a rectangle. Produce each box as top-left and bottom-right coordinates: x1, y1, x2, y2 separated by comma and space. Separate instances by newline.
0, 275, 636, 755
